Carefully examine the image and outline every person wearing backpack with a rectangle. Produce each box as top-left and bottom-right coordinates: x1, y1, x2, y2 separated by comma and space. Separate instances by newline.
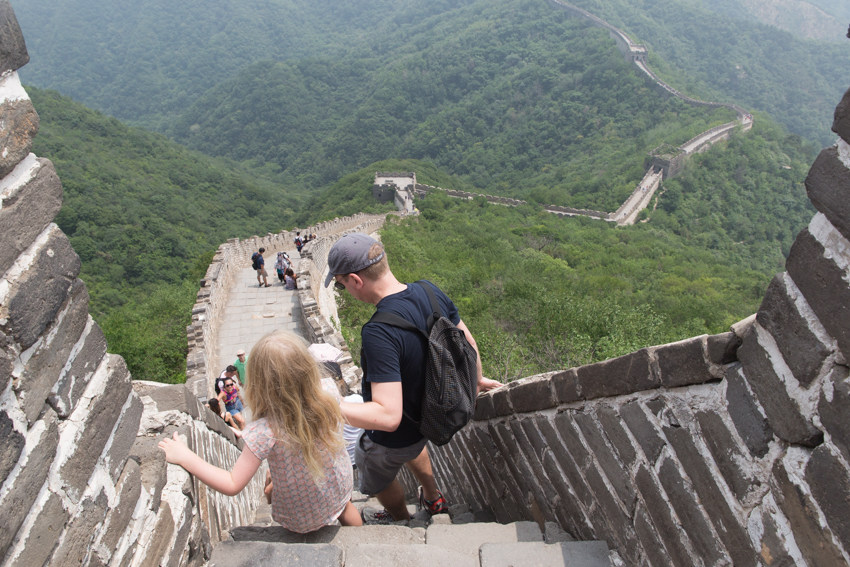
325, 233, 501, 525
252, 247, 271, 287
294, 232, 304, 253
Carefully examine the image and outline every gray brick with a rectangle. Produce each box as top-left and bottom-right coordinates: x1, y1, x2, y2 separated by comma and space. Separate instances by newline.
485, 423, 535, 522
725, 363, 773, 458
834, 86, 850, 144
806, 145, 850, 242
426, 521, 541, 557
0, 157, 63, 277
634, 465, 694, 566
737, 326, 822, 446
479, 541, 610, 567
0, 409, 24, 486
595, 405, 637, 468
654, 336, 714, 388
574, 349, 658, 400
0, 408, 59, 559
619, 401, 666, 463
7, 491, 69, 567
505, 420, 557, 523
0, 0, 28, 74
104, 392, 144, 481
0, 330, 11, 393
633, 505, 673, 567
552, 368, 580, 403
756, 273, 832, 387
138, 502, 175, 567
695, 411, 759, 501
462, 430, 518, 524
663, 425, 759, 567
48, 320, 107, 418
771, 458, 846, 566
0, 98, 38, 179
757, 509, 799, 567
165, 497, 194, 567
706, 331, 741, 365
509, 375, 556, 413
818, 365, 850, 464
4, 226, 81, 350
16, 279, 89, 425
786, 228, 850, 360
96, 459, 142, 556
473, 391, 495, 421
49, 489, 108, 567
516, 419, 574, 526
573, 413, 635, 515
61, 355, 132, 501
656, 457, 727, 564
805, 445, 850, 553
491, 386, 513, 417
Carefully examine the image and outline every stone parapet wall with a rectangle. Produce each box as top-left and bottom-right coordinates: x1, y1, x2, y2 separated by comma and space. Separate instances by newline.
408, 98, 850, 565
0, 6, 261, 565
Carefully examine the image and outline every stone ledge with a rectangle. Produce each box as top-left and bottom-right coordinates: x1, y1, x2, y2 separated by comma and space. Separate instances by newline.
805, 144, 850, 242
0, 0, 28, 75
0, 90, 39, 179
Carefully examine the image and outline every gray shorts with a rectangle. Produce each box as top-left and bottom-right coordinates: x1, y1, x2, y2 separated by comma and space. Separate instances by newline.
256, 267, 267, 277
354, 433, 428, 496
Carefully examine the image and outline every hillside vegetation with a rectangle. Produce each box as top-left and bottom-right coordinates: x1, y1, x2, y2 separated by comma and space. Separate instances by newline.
28, 87, 302, 382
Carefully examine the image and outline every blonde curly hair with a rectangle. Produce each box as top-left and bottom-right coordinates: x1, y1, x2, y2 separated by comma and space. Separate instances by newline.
244, 330, 344, 481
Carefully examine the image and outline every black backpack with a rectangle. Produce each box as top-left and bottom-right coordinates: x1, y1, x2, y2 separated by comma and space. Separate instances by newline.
251, 252, 260, 270
367, 281, 478, 446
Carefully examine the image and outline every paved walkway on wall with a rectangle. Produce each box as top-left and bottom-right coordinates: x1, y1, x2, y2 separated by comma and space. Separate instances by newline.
214, 250, 306, 378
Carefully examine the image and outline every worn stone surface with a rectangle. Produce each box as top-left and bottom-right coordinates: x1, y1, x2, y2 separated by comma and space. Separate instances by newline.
479, 541, 611, 567
706, 331, 741, 365
806, 145, 850, 242
104, 392, 143, 481
49, 320, 107, 418
757, 509, 798, 567
654, 336, 713, 388
805, 446, 850, 553
138, 502, 175, 567
143, 383, 188, 413
491, 386, 513, 417
634, 465, 694, 566
166, 499, 195, 567
0, 330, 11, 393
346, 543, 471, 567
0, 98, 38, 180
756, 274, 832, 387
0, 408, 59, 558
834, 87, 850, 143
7, 491, 69, 567
97, 459, 142, 555
663, 425, 759, 567
129, 435, 168, 512
725, 364, 773, 458
16, 279, 89, 425
474, 392, 495, 421
210, 541, 343, 567
49, 489, 109, 567
508, 375, 556, 413
656, 457, 727, 564
595, 406, 637, 468
696, 410, 758, 501
573, 413, 635, 514
0, 409, 24, 485
574, 349, 657, 400
61, 355, 132, 500
552, 368, 580, 403
771, 458, 847, 566
619, 401, 666, 464
426, 521, 542, 556
737, 326, 822, 446
4, 226, 81, 350
0, 157, 63, 277
786, 228, 850, 360
505, 420, 558, 524
633, 505, 672, 567
0, 0, 28, 74
818, 366, 850, 464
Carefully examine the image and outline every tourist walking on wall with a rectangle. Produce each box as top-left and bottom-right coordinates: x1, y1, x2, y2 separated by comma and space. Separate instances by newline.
233, 349, 248, 385
284, 267, 298, 290
326, 233, 501, 524
217, 376, 246, 429
159, 330, 362, 531
295, 232, 304, 253
274, 251, 291, 283
252, 247, 271, 287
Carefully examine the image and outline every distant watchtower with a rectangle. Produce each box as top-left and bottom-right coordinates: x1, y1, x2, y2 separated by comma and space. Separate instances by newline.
373, 171, 416, 202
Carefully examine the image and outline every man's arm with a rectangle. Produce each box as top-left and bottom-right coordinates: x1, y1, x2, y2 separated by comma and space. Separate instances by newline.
457, 319, 501, 394
340, 381, 403, 431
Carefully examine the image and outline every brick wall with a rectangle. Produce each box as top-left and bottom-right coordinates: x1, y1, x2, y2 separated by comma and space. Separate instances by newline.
397, 91, 850, 566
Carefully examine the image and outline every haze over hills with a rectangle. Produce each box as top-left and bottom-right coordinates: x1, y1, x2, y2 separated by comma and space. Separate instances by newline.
700, 0, 847, 43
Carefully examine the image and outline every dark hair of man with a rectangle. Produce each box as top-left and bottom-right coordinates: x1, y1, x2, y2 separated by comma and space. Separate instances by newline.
259, 247, 265, 253
226, 365, 237, 373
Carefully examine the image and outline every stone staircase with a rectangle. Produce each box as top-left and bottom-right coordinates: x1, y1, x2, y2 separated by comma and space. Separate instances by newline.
210, 490, 612, 567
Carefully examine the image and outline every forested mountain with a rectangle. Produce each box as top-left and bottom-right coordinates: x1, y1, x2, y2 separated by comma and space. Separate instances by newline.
699, 0, 846, 43
15, 0, 850, 148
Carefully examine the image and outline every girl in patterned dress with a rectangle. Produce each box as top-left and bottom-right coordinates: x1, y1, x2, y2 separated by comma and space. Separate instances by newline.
159, 330, 361, 531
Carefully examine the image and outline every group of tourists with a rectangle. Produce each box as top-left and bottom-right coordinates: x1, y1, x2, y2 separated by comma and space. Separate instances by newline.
252, 248, 298, 289
159, 233, 501, 532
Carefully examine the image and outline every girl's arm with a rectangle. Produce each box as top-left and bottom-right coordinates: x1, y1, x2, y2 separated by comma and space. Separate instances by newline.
158, 431, 261, 496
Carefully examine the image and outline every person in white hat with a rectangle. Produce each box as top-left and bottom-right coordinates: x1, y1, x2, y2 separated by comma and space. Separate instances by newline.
233, 349, 248, 385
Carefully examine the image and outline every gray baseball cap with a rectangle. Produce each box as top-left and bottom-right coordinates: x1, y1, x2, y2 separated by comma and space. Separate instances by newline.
323, 233, 385, 287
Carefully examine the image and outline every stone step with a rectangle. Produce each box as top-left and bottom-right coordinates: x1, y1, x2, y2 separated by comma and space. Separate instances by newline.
425, 521, 543, 557
479, 541, 611, 567
345, 543, 474, 567
208, 541, 342, 567
231, 524, 425, 546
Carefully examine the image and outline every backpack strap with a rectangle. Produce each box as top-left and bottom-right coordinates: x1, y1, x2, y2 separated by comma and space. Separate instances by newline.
412, 281, 443, 332
368, 311, 429, 341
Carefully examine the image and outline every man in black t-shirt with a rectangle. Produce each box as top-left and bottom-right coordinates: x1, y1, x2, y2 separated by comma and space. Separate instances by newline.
326, 233, 500, 524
